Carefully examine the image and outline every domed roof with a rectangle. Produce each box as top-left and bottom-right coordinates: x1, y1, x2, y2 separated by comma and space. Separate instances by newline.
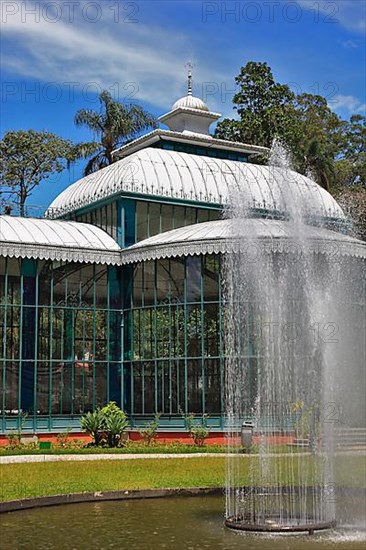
46, 148, 346, 226
172, 94, 209, 111
0, 216, 121, 265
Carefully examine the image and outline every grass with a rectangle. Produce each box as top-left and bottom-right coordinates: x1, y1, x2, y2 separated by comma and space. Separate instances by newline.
0, 442, 305, 456
0, 455, 364, 502
0, 458, 226, 501
0, 441, 226, 456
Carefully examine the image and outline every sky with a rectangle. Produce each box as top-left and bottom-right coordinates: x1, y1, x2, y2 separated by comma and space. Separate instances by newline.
1, 0, 365, 209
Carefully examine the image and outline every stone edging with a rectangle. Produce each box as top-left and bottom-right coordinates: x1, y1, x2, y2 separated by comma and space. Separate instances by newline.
0, 487, 223, 514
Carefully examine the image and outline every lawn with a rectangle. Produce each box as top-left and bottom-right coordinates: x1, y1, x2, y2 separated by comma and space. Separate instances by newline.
0, 455, 364, 502
0, 442, 305, 456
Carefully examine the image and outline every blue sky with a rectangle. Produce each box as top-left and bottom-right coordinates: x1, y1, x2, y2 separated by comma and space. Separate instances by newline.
1, 0, 365, 208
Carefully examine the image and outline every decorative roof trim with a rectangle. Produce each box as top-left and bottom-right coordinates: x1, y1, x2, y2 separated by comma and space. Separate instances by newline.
159, 107, 221, 123
0, 242, 122, 265
112, 129, 268, 160
121, 236, 366, 265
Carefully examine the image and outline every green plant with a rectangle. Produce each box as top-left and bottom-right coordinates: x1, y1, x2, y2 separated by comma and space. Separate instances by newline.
6, 412, 28, 448
181, 410, 210, 447
56, 426, 73, 448
290, 400, 320, 445
80, 410, 104, 446
190, 425, 210, 447
139, 413, 161, 445
100, 402, 129, 447
6, 432, 22, 448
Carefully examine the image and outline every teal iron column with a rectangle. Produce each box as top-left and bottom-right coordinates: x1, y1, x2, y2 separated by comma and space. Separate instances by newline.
121, 264, 133, 415
117, 198, 136, 248
116, 199, 123, 247
64, 306, 74, 415
123, 199, 136, 248
20, 258, 37, 413
108, 266, 122, 406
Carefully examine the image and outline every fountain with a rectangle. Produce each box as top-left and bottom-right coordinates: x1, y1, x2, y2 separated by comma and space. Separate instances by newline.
224, 140, 365, 534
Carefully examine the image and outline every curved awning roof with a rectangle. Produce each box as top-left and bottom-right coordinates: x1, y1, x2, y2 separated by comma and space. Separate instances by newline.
0, 216, 121, 265
120, 219, 366, 264
46, 148, 345, 223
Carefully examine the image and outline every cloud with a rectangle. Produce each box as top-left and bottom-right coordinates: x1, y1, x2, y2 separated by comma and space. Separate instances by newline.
329, 94, 366, 114
298, 0, 366, 34
0, 0, 228, 113
340, 39, 359, 49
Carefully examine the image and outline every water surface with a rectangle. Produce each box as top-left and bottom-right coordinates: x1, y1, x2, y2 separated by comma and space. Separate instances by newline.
1, 495, 365, 549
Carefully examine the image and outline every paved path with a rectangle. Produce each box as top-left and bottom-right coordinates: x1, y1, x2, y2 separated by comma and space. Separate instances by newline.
1, 449, 364, 465
0, 453, 230, 464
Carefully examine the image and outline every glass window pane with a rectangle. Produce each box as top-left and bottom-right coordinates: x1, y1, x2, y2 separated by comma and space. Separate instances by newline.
187, 359, 202, 413
203, 255, 219, 301
136, 201, 148, 241
186, 256, 201, 303
143, 262, 155, 306
149, 203, 160, 236
161, 204, 173, 232
173, 205, 185, 230
204, 359, 221, 413
185, 207, 196, 226
156, 260, 171, 303
197, 209, 209, 223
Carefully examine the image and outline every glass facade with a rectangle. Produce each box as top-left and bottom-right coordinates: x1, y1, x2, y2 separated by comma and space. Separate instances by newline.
72, 202, 118, 241
123, 254, 223, 419
73, 198, 222, 245
0, 193, 226, 432
0, 257, 122, 431
0, 251, 225, 431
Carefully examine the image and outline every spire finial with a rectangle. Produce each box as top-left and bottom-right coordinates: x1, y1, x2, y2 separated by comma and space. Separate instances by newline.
185, 61, 194, 96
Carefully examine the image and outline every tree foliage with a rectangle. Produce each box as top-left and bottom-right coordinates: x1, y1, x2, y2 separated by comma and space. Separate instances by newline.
74, 90, 157, 175
0, 129, 77, 216
334, 115, 366, 188
215, 62, 365, 236
215, 61, 295, 149
215, 62, 366, 195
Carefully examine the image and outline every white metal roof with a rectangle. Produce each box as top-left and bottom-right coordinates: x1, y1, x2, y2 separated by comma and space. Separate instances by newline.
172, 95, 209, 111
46, 148, 345, 222
121, 219, 366, 264
0, 216, 121, 265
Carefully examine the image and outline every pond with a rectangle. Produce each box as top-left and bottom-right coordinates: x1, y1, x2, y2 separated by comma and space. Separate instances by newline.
1, 495, 365, 550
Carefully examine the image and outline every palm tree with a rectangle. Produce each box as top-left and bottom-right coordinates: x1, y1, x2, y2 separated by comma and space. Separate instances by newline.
74, 90, 157, 176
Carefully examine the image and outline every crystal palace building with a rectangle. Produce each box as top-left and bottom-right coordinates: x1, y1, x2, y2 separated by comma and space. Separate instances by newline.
1, 80, 365, 435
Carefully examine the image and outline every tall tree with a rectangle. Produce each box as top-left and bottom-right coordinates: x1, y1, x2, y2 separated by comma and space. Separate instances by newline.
74, 90, 157, 176
334, 114, 366, 187
215, 62, 353, 191
291, 93, 345, 190
333, 114, 366, 239
215, 62, 296, 149
0, 130, 75, 216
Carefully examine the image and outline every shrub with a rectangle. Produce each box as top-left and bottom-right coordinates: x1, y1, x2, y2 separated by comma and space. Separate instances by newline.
181, 411, 210, 446
100, 402, 129, 447
6, 412, 28, 449
6, 432, 22, 449
80, 410, 104, 446
80, 402, 129, 448
56, 426, 73, 448
139, 413, 161, 445
190, 425, 210, 447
